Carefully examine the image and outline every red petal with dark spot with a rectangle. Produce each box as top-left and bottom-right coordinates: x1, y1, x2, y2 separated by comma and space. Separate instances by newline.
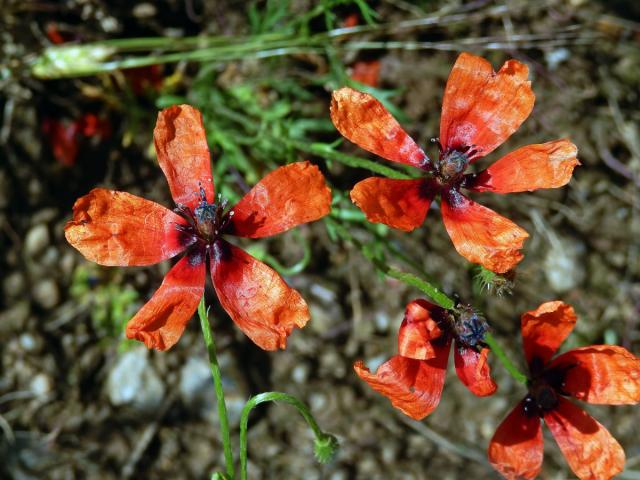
125, 251, 205, 351
488, 400, 543, 480
210, 240, 309, 350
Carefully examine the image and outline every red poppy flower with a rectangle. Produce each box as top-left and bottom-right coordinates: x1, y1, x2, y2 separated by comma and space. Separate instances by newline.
42, 113, 111, 166
350, 60, 381, 88
488, 301, 640, 479
330, 52, 580, 273
354, 299, 497, 420
65, 104, 332, 351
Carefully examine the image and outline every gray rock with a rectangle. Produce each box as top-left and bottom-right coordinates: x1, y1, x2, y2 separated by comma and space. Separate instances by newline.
106, 348, 165, 414
3, 271, 25, 299
24, 224, 49, 257
32, 279, 60, 309
179, 356, 215, 413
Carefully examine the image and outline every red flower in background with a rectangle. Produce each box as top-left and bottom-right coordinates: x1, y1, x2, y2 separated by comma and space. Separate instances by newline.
354, 299, 497, 420
125, 65, 164, 95
65, 105, 332, 351
331, 52, 580, 273
350, 60, 381, 88
42, 113, 111, 166
488, 301, 640, 479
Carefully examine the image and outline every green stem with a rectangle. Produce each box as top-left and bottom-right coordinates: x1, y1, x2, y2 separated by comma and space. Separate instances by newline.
198, 297, 236, 479
484, 333, 528, 384
291, 140, 413, 180
239, 392, 338, 480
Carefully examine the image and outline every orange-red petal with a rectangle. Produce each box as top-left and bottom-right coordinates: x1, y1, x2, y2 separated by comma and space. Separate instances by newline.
350, 178, 434, 232
210, 240, 309, 350
330, 87, 427, 168
397, 299, 445, 360
125, 251, 205, 350
454, 346, 497, 396
440, 52, 535, 158
154, 105, 214, 210
544, 397, 625, 480
521, 301, 576, 366
64, 188, 189, 266
549, 345, 640, 405
488, 400, 543, 480
229, 161, 331, 238
440, 191, 529, 273
469, 140, 580, 193
354, 341, 450, 420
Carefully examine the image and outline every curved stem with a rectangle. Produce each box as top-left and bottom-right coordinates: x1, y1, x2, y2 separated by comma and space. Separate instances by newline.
198, 297, 236, 479
484, 333, 528, 384
239, 392, 337, 480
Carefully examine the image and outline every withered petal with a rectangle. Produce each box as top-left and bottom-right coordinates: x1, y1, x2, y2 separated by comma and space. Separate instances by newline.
520, 301, 576, 366
210, 240, 309, 351
397, 299, 445, 360
154, 105, 214, 210
64, 188, 188, 266
469, 140, 580, 193
125, 251, 205, 350
440, 52, 535, 158
354, 342, 450, 421
350, 178, 434, 232
440, 191, 529, 273
488, 400, 543, 480
229, 161, 331, 238
454, 345, 497, 397
330, 87, 427, 168
550, 345, 640, 405
544, 397, 625, 480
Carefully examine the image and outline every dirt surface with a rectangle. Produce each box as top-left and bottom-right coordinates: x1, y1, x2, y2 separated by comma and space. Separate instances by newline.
1, 0, 639, 479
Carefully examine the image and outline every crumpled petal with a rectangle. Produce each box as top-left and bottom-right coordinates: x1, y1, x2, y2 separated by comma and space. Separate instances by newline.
350, 178, 435, 232
454, 345, 497, 396
468, 140, 580, 193
64, 188, 189, 266
154, 105, 214, 210
488, 400, 543, 480
210, 240, 309, 351
125, 251, 205, 350
354, 340, 450, 420
397, 299, 445, 360
544, 397, 625, 480
440, 191, 529, 273
549, 345, 640, 405
440, 52, 535, 159
520, 301, 576, 366
330, 87, 427, 168
229, 161, 331, 238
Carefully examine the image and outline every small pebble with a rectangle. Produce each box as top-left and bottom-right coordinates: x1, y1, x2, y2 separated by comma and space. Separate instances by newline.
33, 278, 60, 309
25, 224, 49, 257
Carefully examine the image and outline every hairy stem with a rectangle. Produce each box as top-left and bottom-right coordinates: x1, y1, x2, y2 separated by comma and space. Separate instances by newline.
239, 392, 338, 480
484, 333, 528, 384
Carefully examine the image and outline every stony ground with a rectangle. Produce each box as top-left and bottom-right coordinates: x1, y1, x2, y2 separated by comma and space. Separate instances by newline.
1, 1, 639, 479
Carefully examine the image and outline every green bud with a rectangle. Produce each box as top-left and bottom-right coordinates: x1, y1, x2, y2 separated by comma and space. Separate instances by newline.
314, 433, 339, 464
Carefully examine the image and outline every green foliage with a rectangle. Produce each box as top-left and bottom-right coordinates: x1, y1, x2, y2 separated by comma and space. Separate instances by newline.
70, 264, 139, 348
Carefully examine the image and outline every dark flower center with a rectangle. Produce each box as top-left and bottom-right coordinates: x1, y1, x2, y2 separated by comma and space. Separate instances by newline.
427, 139, 483, 189
523, 358, 576, 417
174, 187, 233, 248
452, 304, 488, 348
